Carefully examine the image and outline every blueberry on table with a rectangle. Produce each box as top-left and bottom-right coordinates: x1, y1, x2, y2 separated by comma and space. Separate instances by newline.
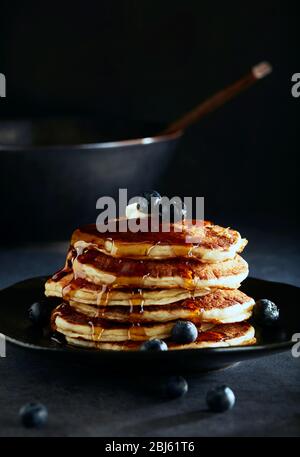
138, 190, 161, 213
19, 402, 48, 428
165, 376, 188, 399
206, 386, 236, 413
253, 299, 279, 326
140, 338, 168, 351
28, 301, 51, 326
171, 320, 198, 344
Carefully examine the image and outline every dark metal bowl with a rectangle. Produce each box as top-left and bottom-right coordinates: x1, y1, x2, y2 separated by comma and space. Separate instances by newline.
0, 117, 182, 241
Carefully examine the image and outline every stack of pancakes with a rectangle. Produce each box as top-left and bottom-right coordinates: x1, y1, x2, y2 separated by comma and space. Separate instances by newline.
46, 220, 256, 350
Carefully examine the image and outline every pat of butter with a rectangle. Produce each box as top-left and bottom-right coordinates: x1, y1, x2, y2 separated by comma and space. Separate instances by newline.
125, 202, 148, 219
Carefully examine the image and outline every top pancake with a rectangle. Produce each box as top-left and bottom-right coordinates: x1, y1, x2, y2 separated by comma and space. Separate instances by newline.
71, 219, 247, 262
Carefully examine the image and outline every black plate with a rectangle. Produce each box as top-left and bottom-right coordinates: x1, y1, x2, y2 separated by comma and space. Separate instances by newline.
0, 276, 298, 373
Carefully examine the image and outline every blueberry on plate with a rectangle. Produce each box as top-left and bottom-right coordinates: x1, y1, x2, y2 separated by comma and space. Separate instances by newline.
19, 402, 48, 428
138, 190, 161, 214
140, 338, 168, 351
171, 320, 198, 344
51, 331, 66, 345
206, 385, 235, 413
28, 301, 51, 326
253, 299, 279, 326
165, 376, 188, 399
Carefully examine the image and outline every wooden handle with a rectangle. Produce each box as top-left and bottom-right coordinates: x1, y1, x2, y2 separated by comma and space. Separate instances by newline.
162, 62, 272, 134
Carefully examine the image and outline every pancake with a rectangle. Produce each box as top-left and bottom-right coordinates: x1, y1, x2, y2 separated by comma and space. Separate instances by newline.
62, 322, 256, 350
52, 303, 214, 342
45, 276, 210, 305
69, 289, 255, 324
45, 216, 254, 352
71, 219, 247, 262
45, 273, 73, 298
72, 251, 248, 289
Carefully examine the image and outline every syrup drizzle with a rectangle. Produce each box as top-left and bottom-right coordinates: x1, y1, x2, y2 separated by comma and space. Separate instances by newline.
50, 219, 239, 348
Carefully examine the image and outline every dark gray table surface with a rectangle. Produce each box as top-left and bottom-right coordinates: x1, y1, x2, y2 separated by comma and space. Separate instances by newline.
0, 226, 299, 437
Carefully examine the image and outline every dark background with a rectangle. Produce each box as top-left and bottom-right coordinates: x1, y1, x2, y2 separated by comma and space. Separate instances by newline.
0, 2, 300, 438
0, 0, 298, 240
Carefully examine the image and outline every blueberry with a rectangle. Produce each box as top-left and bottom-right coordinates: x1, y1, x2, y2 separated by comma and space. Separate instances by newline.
138, 190, 161, 214
253, 299, 279, 326
206, 386, 235, 412
142, 190, 161, 201
172, 200, 187, 222
165, 376, 188, 399
28, 301, 51, 326
171, 320, 198, 344
160, 199, 187, 223
51, 331, 66, 345
140, 338, 168, 351
19, 402, 48, 428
